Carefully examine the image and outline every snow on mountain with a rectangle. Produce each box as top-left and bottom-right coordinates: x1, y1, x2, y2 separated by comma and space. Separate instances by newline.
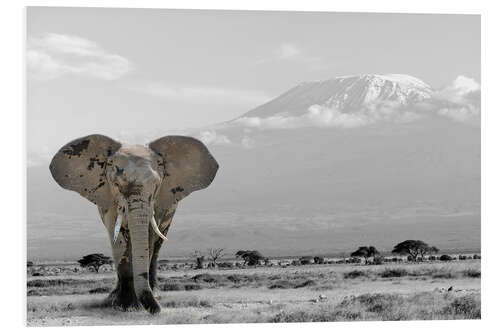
240, 74, 433, 119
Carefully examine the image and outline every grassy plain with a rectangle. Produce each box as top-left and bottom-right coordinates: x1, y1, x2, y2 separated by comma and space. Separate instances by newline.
26, 260, 481, 326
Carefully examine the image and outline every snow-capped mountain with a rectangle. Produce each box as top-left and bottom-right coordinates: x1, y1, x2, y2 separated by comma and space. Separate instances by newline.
240, 74, 433, 118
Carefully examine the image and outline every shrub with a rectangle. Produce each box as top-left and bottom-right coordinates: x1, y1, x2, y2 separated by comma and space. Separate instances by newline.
463, 268, 481, 278
299, 256, 314, 265
268, 280, 295, 289
314, 256, 325, 264
439, 254, 453, 261
184, 283, 203, 291
380, 268, 408, 278
343, 270, 368, 279
372, 256, 384, 265
192, 273, 223, 283
432, 271, 455, 279
88, 287, 111, 294
294, 279, 316, 288
160, 282, 185, 291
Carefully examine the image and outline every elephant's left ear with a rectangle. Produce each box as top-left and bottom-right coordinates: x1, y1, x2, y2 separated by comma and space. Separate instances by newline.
49, 134, 121, 210
148, 136, 219, 220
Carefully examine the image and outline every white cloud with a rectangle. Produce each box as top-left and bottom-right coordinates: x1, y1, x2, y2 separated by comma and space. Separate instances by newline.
241, 136, 256, 149
197, 130, 232, 146
234, 103, 421, 130
433, 76, 480, 124
277, 43, 301, 59
27, 33, 132, 80
130, 81, 271, 106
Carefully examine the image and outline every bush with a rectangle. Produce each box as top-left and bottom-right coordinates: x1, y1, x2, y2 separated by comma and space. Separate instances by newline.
463, 268, 481, 278
268, 280, 295, 289
441, 254, 453, 261
184, 283, 203, 291
160, 282, 185, 291
299, 256, 314, 265
380, 268, 408, 278
343, 270, 368, 279
88, 287, 111, 294
372, 256, 384, 265
314, 256, 325, 264
294, 279, 316, 288
192, 273, 223, 283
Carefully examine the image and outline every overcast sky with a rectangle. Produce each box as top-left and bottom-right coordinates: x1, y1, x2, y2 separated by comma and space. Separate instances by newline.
27, 7, 480, 161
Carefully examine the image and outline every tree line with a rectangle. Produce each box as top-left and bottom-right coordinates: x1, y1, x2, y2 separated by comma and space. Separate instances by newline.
48, 239, 479, 273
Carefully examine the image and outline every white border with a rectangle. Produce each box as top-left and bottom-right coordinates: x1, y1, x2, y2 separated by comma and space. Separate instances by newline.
1, 0, 498, 332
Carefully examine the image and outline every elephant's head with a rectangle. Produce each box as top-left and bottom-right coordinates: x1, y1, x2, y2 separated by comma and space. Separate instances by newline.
49, 134, 218, 313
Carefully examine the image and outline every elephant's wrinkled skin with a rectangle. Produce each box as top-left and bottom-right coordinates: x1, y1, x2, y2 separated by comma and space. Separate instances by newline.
49, 134, 218, 314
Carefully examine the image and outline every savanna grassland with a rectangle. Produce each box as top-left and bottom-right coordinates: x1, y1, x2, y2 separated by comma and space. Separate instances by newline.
26, 260, 480, 326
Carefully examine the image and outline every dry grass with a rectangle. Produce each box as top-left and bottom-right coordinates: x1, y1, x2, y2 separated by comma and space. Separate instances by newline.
27, 260, 480, 326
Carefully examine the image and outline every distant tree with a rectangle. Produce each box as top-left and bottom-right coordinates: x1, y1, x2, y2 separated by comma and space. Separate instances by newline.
351, 246, 380, 265
372, 256, 384, 265
314, 256, 325, 264
191, 250, 205, 269
207, 248, 225, 267
77, 253, 112, 273
299, 256, 314, 265
392, 240, 439, 261
235, 250, 264, 266
439, 254, 453, 261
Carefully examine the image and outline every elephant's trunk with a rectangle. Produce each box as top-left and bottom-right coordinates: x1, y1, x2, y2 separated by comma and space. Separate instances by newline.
127, 201, 161, 314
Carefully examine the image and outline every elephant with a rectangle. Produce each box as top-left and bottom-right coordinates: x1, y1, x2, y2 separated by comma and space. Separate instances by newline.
49, 134, 218, 314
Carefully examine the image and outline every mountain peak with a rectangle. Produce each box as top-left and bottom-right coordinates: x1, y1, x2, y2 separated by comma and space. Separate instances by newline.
241, 73, 433, 119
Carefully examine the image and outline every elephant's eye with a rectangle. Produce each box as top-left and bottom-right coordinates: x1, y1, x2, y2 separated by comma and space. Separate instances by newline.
115, 166, 124, 176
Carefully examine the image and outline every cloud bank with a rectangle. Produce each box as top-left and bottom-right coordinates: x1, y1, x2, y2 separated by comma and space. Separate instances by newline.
231, 76, 480, 131
27, 33, 132, 80
197, 130, 232, 146
234, 102, 421, 130
433, 76, 480, 124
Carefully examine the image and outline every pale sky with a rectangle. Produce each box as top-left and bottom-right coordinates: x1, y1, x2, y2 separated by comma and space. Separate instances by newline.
27, 7, 480, 160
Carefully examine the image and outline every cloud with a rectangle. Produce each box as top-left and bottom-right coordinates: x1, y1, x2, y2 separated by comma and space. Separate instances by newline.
197, 130, 232, 146
433, 76, 480, 124
241, 136, 256, 149
277, 43, 301, 59
234, 102, 421, 130
258, 43, 327, 70
27, 33, 132, 80
130, 81, 271, 106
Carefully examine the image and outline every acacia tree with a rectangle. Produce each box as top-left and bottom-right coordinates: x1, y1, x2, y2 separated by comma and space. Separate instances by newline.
235, 250, 264, 266
392, 240, 439, 261
77, 253, 112, 273
207, 248, 225, 267
351, 246, 380, 265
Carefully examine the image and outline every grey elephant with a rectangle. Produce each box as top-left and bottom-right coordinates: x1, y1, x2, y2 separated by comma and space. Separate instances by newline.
49, 134, 218, 314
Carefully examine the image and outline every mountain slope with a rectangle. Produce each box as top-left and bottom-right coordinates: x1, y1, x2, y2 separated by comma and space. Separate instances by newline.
241, 74, 433, 118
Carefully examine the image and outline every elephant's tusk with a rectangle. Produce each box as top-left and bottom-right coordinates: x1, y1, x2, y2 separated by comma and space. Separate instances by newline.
113, 214, 122, 243
151, 216, 168, 241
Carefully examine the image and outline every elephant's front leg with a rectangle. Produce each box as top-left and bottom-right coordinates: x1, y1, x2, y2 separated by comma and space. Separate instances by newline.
148, 210, 176, 292
99, 206, 140, 310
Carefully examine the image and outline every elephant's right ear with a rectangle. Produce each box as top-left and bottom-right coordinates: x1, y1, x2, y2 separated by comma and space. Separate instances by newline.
49, 134, 121, 210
